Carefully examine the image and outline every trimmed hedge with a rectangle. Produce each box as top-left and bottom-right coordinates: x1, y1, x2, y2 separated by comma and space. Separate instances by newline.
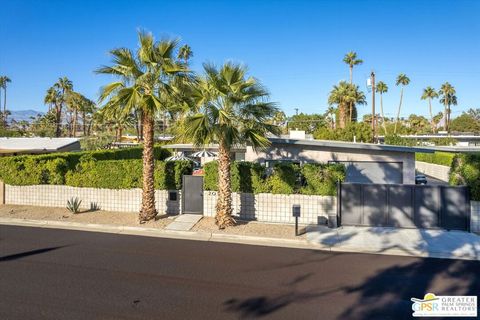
301, 163, 346, 196
416, 152, 455, 167
0, 145, 171, 185
449, 153, 480, 201
204, 161, 345, 196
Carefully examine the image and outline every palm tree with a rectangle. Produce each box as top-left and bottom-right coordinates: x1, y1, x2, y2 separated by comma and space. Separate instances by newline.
343, 52, 363, 84
51, 77, 73, 137
0, 76, 12, 127
347, 84, 366, 123
328, 81, 351, 129
44, 87, 62, 136
179, 63, 280, 229
375, 81, 388, 135
421, 87, 439, 133
97, 31, 188, 222
178, 44, 193, 65
394, 73, 410, 134
439, 82, 457, 131
325, 106, 336, 129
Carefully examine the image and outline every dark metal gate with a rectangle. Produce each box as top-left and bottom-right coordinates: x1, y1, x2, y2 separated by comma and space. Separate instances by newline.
182, 175, 204, 214
339, 183, 470, 231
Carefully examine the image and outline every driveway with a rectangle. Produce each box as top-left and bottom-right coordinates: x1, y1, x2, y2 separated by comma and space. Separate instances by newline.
1, 225, 479, 320
307, 225, 480, 260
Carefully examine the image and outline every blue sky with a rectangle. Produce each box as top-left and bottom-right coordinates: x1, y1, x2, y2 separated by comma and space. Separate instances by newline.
1, 0, 479, 118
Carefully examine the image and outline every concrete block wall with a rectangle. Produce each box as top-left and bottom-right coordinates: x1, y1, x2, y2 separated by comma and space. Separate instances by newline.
204, 191, 336, 225
4, 184, 181, 215
471, 201, 480, 233
415, 161, 450, 182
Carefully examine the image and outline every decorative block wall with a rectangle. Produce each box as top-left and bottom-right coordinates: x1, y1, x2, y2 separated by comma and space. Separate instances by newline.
4, 184, 181, 215
204, 191, 336, 225
415, 161, 450, 182
471, 201, 480, 233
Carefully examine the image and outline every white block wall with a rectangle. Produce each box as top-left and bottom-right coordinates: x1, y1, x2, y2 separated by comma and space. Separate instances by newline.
471, 201, 480, 233
4, 184, 181, 214
204, 191, 336, 225
415, 161, 450, 182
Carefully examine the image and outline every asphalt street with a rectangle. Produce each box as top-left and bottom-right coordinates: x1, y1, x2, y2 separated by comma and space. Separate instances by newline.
0, 225, 478, 320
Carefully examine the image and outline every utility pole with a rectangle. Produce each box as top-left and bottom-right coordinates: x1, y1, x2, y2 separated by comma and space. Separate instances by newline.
370, 71, 376, 142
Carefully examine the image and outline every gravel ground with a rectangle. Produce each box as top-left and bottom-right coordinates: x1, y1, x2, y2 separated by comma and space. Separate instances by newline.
192, 217, 306, 239
0, 205, 172, 229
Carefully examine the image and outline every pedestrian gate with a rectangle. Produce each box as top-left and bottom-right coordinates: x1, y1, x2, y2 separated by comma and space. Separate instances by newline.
182, 175, 204, 214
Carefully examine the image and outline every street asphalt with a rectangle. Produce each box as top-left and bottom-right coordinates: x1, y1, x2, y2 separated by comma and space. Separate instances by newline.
1, 225, 479, 320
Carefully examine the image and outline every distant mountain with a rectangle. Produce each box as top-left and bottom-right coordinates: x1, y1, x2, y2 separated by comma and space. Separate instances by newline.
7, 110, 44, 123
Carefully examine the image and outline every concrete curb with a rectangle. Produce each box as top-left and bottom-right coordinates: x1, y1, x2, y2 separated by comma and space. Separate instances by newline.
1, 217, 478, 261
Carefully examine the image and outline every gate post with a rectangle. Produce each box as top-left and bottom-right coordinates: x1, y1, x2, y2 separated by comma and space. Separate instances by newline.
337, 179, 341, 226
0, 180, 5, 205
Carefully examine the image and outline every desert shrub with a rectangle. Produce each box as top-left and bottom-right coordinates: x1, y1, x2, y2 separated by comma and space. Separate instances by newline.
449, 153, 480, 200
300, 163, 346, 196
416, 152, 455, 167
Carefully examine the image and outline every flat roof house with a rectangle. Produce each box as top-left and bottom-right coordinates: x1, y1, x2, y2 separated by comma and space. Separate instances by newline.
164, 131, 433, 185
0, 137, 81, 156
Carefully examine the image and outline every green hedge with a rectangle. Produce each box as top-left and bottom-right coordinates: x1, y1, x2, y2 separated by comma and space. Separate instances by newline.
449, 153, 480, 201
65, 159, 193, 190
416, 152, 455, 167
301, 163, 346, 196
204, 161, 345, 195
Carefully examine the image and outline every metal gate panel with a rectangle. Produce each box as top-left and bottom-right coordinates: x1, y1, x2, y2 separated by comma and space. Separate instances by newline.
340, 183, 362, 225
182, 175, 203, 214
441, 187, 470, 231
414, 186, 440, 228
362, 184, 388, 226
388, 185, 415, 227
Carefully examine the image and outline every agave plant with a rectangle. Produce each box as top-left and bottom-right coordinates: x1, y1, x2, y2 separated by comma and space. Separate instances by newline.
90, 202, 101, 212
67, 197, 82, 214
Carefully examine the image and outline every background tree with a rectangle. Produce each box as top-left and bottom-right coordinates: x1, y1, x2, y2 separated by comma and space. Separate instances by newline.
421, 86, 438, 133
44, 86, 62, 136
394, 73, 410, 134
97, 31, 189, 222
450, 112, 480, 132
288, 113, 326, 133
375, 81, 388, 135
439, 82, 457, 131
179, 63, 280, 228
52, 77, 73, 137
347, 84, 366, 123
0, 76, 12, 127
343, 51, 363, 84
328, 81, 350, 129
178, 44, 193, 65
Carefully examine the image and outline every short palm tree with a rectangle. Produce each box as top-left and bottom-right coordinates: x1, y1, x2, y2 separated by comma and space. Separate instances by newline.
96, 31, 188, 222
179, 63, 280, 229
394, 73, 410, 134
347, 84, 366, 123
375, 81, 388, 135
328, 81, 360, 128
0, 76, 12, 127
44, 86, 62, 135
439, 82, 457, 131
343, 52, 363, 84
421, 87, 439, 133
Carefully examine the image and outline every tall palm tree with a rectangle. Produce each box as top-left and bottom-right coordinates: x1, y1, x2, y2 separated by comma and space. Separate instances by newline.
394, 73, 410, 134
44, 87, 62, 135
375, 81, 388, 135
97, 31, 188, 222
178, 44, 193, 65
439, 82, 457, 131
421, 87, 439, 133
179, 63, 280, 229
343, 52, 363, 84
328, 81, 351, 129
51, 77, 73, 137
0, 76, 12, 127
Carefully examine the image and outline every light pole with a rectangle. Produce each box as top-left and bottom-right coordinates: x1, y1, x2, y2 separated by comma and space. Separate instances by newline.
370, 71, 376, 142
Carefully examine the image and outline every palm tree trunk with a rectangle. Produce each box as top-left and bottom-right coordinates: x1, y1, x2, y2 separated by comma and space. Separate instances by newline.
349, 66, 353, 84
55, 104, 62, 137
339, 104, 346, 129
428, 99, 435, 133
139, 114, 157, 222
349, 102, 353, 123
216, 140, 235, 229
72, 109, 78, 137
444, 98, 449, 132
394, 88, 404, 134
3, 87, 7, 127
380, 94, 387, 135
82, 111, 87, 136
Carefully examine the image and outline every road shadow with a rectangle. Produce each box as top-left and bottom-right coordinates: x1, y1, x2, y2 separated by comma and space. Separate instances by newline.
0, 246, 66, 262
